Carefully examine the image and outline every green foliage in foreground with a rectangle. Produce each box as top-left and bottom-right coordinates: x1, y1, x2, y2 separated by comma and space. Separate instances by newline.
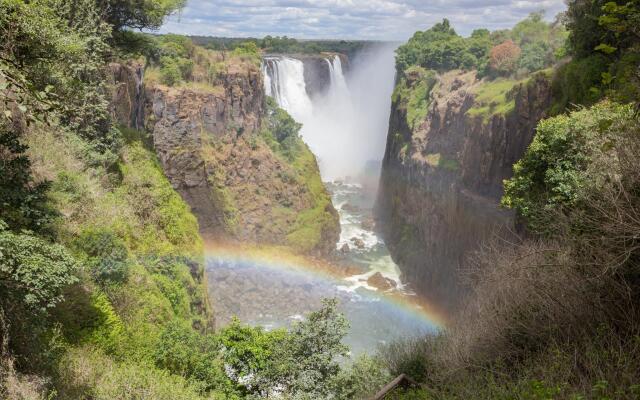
0, 121, 54, 234
502, 101, 637, 235
551, 0, 640, 112
0, 221, 78, 312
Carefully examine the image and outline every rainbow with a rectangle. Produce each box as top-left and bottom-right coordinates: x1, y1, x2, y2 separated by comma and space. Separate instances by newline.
203, 241, 449, 329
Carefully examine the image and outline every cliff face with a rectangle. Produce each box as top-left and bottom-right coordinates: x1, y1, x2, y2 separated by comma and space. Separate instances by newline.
376, 70, 552, 311
299, 54, 350, 100
111, 59, 339, 256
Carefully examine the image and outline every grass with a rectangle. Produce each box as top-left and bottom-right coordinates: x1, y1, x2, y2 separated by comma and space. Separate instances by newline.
286, 143, 337, 253
466, 78, 521, 123
425, 153, 459, 171
25, 124, 212, 388
56, 347, 210, 400
392, 66, 437, 131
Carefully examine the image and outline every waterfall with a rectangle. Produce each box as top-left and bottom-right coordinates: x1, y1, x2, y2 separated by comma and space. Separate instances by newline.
262, 46, 396, 181
262, 57, 313, 123
325, 56, 350, 101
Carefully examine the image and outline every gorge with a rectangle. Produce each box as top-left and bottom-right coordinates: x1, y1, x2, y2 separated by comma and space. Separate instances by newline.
111, 38, 553, 343
5, 2, 640, 397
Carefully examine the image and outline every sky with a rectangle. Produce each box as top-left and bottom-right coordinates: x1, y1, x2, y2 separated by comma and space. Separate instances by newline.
158, 0, 568, 40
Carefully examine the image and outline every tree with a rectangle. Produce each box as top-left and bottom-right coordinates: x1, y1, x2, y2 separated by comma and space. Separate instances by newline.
0, 0, 122, 158
219, 299, 350, 398
0, 119, 54, 233
511, 11, 550, 45
267, 298, 350, 398
565, 0, 610, 58
502, 101, 637, 235
488, 40, 522, 76
160, 57, 182, 86
518, 41, 550, 72
99, 0, 187, 31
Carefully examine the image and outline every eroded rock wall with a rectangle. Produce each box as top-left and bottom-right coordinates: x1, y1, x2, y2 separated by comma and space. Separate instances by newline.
376, 70, 552, 311
111, 60, 339, 256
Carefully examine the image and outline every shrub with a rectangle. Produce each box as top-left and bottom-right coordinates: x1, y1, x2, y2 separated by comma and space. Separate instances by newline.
160, 57, 182, 86
57, 347, 209, 400
0, 221, 79, 312
329, 355, 392, 400
74, 227, 129, 284
154, 321, 232, 393
502, 101, 636, 235
0, 120, 55, 234
392, 66, 438, 130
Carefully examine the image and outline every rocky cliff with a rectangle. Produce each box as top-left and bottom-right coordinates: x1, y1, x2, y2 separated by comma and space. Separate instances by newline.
111, 56, 339, 256
376, 69, 552, 311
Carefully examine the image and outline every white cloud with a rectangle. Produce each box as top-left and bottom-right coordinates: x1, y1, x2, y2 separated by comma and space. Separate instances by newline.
158, 0, 567, 40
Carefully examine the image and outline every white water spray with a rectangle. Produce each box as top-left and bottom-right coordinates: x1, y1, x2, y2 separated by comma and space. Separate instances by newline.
263, 45, 397, 181
262, 57, 313, 123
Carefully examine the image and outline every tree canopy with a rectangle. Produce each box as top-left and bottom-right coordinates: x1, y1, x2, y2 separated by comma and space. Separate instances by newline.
99, 0, 186, 31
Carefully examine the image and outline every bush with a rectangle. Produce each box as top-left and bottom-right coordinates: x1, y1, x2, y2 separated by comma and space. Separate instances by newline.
160, 57, 182, 86
154, 321, 233, 394
0, 221, 79, 312
231, 41, 260, 63
57, 347, 209, 400
0, 120, 54, 234
502, 101, 636, 235
329, 355, 392, 400
74, 227, 129, 284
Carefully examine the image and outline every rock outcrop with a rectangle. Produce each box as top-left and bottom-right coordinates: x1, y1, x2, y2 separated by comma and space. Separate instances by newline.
111, 58, 339, 256
376, 70, 552, 312
300, 54, 349, 100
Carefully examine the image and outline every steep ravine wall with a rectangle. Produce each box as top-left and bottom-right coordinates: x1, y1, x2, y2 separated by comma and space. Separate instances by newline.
110, 60, 340, 256
376, 70, 552, 312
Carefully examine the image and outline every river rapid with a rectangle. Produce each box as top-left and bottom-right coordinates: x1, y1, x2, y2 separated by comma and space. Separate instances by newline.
206, 180, 441, 356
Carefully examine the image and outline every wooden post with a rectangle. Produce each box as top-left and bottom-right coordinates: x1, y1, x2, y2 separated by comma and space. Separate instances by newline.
370, 374, 420, 400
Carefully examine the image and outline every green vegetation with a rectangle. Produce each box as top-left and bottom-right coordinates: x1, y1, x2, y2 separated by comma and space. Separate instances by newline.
0, 2, 385, 395
260, 98, 337, 253
551, 0, 640, 112
466, 78, 520, 121
503, 101, 637, 235
381, 2, 640, 399
142, 34, 258, 89
230, 41, 261, 65
424, 153, 458, 172
392, 66, 438, 130
191, 35, 368, 57
394, 13, 567, 132
395, 13, 566, 78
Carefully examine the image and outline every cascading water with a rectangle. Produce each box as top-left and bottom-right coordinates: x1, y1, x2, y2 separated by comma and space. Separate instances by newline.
207, 46, 438, 356
262, 57, 313, 123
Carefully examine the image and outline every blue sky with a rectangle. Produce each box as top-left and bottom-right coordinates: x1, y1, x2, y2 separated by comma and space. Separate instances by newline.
158, 0, 567, 40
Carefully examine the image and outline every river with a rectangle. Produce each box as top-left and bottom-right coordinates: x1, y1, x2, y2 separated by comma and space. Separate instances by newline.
205, 180, 441, 356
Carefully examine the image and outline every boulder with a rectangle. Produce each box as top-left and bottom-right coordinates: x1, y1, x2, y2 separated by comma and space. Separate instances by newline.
367, 272, 396, 291
350, 237, 365, 249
